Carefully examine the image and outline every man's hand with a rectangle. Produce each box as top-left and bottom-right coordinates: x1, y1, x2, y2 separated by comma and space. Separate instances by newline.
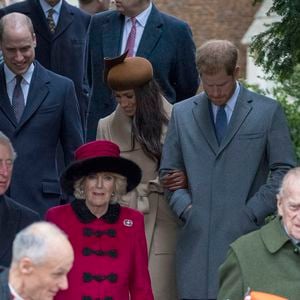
161, 170, 187, 191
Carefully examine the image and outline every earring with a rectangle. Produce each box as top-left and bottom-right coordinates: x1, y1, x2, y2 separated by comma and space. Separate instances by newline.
79, 189, 85, 198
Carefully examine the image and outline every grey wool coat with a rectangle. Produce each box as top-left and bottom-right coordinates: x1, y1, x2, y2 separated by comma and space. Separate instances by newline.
160, 84, 296, 299
218, 216, 300, 300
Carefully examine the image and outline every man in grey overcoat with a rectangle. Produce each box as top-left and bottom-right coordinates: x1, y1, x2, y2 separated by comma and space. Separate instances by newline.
160, 40, 296, 300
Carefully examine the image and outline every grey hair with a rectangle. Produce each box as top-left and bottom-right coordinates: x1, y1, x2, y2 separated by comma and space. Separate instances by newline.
73, 172, 128, 202
0, 131, 17, 161
277, 167, 300, 199
12, 221, 68, 265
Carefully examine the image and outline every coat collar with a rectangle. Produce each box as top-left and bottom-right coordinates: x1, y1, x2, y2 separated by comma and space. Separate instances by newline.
260, 216, 291, 254
192, 84, 253, 156
71, 199, 120, 224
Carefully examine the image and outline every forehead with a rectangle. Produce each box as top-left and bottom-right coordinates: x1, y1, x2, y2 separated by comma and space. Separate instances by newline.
2, 26, 34, 46
201, 69, 232, 85
114, 89, 135, 95
0, 143, 13, 159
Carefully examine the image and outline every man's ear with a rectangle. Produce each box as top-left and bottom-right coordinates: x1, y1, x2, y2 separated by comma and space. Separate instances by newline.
233, 65, 240, 80
277, 194, 283, 217
19, 257, 34, 275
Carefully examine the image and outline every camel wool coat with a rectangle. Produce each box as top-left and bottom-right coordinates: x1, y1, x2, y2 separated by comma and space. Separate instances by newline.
97, 97, 179, 300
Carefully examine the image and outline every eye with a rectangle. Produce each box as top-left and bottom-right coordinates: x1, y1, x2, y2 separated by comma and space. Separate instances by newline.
103, 174, 114, 181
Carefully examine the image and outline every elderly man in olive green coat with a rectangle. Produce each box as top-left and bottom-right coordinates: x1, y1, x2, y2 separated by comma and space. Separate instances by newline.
218, 167, 300, 300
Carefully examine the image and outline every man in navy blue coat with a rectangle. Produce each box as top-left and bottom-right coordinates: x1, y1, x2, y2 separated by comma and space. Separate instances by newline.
0, 131, 40, 267
0, 13, 83, 216
86, 0, 200, 140
0, 0, 91, 127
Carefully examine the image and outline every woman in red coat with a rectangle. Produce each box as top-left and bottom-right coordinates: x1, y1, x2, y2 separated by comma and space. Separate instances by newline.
46, 140, 154, 300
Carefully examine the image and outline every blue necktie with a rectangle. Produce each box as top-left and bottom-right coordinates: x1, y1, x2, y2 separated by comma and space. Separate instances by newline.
215, 105, 227, 144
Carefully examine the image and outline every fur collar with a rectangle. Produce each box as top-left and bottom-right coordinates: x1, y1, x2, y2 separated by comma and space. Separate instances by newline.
71, 199, 120, 224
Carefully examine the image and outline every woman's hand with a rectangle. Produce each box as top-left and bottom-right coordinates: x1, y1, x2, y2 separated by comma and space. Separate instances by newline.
161, 170, 187, 191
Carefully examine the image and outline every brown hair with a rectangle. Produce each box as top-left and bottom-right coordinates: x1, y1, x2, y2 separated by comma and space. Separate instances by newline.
197, 40, 239, 76
132, 79, 168, 165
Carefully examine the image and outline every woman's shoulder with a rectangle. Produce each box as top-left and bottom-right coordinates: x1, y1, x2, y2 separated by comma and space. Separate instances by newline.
45, 203, 73, 220
119, 207, 144, 224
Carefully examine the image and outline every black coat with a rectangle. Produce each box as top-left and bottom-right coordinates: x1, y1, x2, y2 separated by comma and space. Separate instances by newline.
0, 195, 40, 267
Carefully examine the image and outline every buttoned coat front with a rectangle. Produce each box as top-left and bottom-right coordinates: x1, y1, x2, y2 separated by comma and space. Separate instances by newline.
85, 4, 199, 140
0, 62, 83, 216
160, 85, 296, 299
97, 98, 179, 300
46, 202, 154, 300
0, 0, 91, 126
218, 216, 300, 300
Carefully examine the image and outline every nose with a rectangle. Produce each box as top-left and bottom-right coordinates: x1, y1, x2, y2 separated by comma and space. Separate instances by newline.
0, 162, 9, 177
119, 98, 129, 108
210, 86, 221, 98
14, 50, 24, 62
96, 174, 103, 188
58, 275, 69, 291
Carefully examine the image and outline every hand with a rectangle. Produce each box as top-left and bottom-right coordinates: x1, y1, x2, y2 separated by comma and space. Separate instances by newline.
161, 170, 187, 191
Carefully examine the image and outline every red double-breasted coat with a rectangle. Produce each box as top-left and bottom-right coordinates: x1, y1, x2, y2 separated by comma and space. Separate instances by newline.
46, 200, 153, 300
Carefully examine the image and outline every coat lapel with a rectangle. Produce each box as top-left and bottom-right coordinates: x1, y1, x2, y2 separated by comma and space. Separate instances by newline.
28, 0, 52, 42
136, 5, 163, 58
0, 66, 18, 127
53, 1, 74, 40
192, 94, 219, 155
217, 85, 253, 155
16, 62, 50, 131
102, 13, 124, 58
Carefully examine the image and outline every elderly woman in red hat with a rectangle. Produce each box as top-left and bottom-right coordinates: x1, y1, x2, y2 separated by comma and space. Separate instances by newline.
45, 140, 154, 300
96, 52, 187, 300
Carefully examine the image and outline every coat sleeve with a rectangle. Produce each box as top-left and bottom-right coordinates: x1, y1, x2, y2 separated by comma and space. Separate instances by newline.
246, 103, 296, 225
159, 106, 192, 218
60, 79, 84, 165
217, 248, 244, 300
129, 212, 154, 300
173, 22, 199, 102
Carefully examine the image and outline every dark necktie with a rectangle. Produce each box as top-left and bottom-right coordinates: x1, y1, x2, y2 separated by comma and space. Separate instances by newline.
215, 105, 227, 144
47, 8, 56, 34
12, 75, 25, 122
125, 17, 136, 57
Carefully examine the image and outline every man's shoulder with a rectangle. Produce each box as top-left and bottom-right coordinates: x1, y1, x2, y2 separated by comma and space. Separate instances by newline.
63, 0, 91, 21
92, 9, 119, 23
241, 84, 279, 108
173, 93, 203, 111
4, 195, 40, 220
0, 0, 32, 14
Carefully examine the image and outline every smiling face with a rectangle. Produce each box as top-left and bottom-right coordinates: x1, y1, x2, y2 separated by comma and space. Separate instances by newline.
0, 143, 14, 195
201, 67, 239, 106
114, 89, 137, 117
0, 24, 36, 76
277, 174, 300, 240
83, 172, 115, 217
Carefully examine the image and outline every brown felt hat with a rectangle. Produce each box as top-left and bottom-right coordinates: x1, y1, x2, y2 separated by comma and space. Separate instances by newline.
104, 51, 153, 91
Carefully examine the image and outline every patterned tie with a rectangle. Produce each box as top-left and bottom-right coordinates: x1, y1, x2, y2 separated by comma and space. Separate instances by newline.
47, 8, 56, 34
125, 17, 136, 57
215, 105, 227, 144
12, 75, 25, 122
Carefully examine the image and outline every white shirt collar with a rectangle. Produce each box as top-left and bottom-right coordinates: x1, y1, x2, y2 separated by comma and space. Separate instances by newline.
124, 2, 152, 27
9, 283, 24, 300
4, 63, 35, 85
39, 0, 62, 15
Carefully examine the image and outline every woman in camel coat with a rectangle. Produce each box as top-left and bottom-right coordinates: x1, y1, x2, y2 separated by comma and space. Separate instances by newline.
97, 53, 185, 300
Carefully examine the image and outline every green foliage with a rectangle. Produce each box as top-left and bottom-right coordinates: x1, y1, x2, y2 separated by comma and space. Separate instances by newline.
250, 0, 300, 81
